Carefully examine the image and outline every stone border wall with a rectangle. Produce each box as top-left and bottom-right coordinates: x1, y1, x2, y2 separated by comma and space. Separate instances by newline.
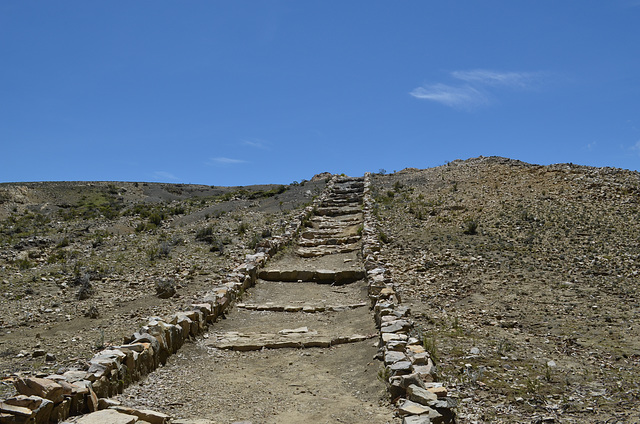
361, 172, 456, 424
0, 178, 335, 424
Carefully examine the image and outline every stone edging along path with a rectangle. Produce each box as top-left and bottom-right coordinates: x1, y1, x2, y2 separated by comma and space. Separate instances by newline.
361, 173, 456, 423
0, 180, 333, 424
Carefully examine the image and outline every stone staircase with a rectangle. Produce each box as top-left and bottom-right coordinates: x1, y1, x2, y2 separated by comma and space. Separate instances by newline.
206, 176, 372, 355
1, 175, 456, 424
294, 177, 364, 258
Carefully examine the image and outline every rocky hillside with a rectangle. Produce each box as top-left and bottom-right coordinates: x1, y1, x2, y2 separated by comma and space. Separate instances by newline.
0, 179, 325, 399
371, 157, 640, 423
1, 157, 639, 423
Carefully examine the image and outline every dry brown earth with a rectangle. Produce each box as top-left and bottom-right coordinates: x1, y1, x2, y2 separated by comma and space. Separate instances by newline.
2, 157, 639, 423
371, 157, 640, 423
0, 180, 325, 400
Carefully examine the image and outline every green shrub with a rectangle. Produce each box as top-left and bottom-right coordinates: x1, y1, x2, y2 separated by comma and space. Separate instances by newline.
155, 279, 176, 299
463, 219, 478, 235
196, 226, 215, 243
14, 258, 34, 270
237, 222, 249, 235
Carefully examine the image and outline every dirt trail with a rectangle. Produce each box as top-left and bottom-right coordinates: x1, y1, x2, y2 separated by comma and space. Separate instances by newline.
117, 177, 398, 423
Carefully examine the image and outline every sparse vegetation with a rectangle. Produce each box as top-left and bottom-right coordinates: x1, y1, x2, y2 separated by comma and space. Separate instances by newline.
371, 157, 640, 422
462, 218, 478, 235
155, 278, 176, 299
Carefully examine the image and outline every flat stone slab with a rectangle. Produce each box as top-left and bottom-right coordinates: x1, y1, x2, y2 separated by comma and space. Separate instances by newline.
315, 206, 363, 216
206, 330, 374, 351
296, 244, 360, 258
236, 302, 367, 312
298, 235, 361, 247
76, 409, 139, 424
258, 269, 365, 284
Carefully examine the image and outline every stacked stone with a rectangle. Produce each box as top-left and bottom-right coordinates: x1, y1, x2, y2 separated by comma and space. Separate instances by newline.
361, 173, 456, 424
0, 179, 334, 424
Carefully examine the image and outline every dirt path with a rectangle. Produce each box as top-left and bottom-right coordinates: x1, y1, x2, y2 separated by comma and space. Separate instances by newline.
117, 177, 398, 423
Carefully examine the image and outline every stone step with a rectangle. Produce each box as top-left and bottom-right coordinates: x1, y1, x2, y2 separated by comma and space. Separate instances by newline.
334, 179, 364, 187
297, 235, 361, 247
300, 229, 357, 239
235, 302, 368, 313
320, 199, 362, 207
207, 329, 374, 351
258, 269, 365, 284
296, 244, 360, 258
315, 206, 363, 216
312, 213, 362, 223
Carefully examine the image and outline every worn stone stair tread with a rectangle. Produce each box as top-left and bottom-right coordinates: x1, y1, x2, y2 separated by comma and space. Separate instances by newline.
315, 206, 363, 217
258, 269, 365, 283
236, 302, 367, 312
301, 229, 360, 239
296, 244, 360, 258
207, 330, 373, 351
297, 238, 361, 248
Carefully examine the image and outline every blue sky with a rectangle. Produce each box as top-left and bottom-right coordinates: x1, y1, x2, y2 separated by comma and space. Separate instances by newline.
1, 1, 639, 186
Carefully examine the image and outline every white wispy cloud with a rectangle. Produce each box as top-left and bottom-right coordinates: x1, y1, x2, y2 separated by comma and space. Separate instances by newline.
241, 138, 269, 149
153, 171, 180, 181
451, 70, 538, 88
631, 140, 640, 154
209, 157, 248, 164
411, 69, 545, 109
409, 84, 489, 109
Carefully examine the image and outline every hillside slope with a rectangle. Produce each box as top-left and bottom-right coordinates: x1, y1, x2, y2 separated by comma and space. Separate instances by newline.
2, 158, 639, 423
372, 157, 640, 422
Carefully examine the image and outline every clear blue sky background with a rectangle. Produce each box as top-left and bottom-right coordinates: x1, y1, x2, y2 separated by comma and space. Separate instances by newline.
2, 1, 639, 186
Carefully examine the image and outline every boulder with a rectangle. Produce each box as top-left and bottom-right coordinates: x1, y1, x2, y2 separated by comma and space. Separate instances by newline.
4, 395, 53, 423
384, 351, 408, 365
50, 398, 71, 423
389, 360, 412, 375
402, 415, 433, 424
13, 378, 63, 404
0, 402, 33, 423
407, 384, 438, 406
397, 399, 441, 419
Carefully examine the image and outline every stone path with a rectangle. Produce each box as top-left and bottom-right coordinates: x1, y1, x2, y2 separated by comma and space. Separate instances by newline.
116, 177, 399, 423
2, 175, 455, 423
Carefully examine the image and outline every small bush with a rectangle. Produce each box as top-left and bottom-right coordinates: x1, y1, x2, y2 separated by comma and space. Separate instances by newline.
377, 366, 391, 384
237, 222, 249, 235
209, 242, 224, 254
463, 219, 478, 235
84, 305, 99, 319
196, 226, 215, 243
155, 279, 176, 299
247, 233, 262, 250
77, 277, 94, 300
47, 250, 67, 264
147, 242, 171, 261
148, 213, 164, 226
422, 334, 438, 363
14, 258, 34, 270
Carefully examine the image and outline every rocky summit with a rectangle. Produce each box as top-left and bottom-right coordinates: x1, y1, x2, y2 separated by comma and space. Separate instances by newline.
1, 157, 639, 423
